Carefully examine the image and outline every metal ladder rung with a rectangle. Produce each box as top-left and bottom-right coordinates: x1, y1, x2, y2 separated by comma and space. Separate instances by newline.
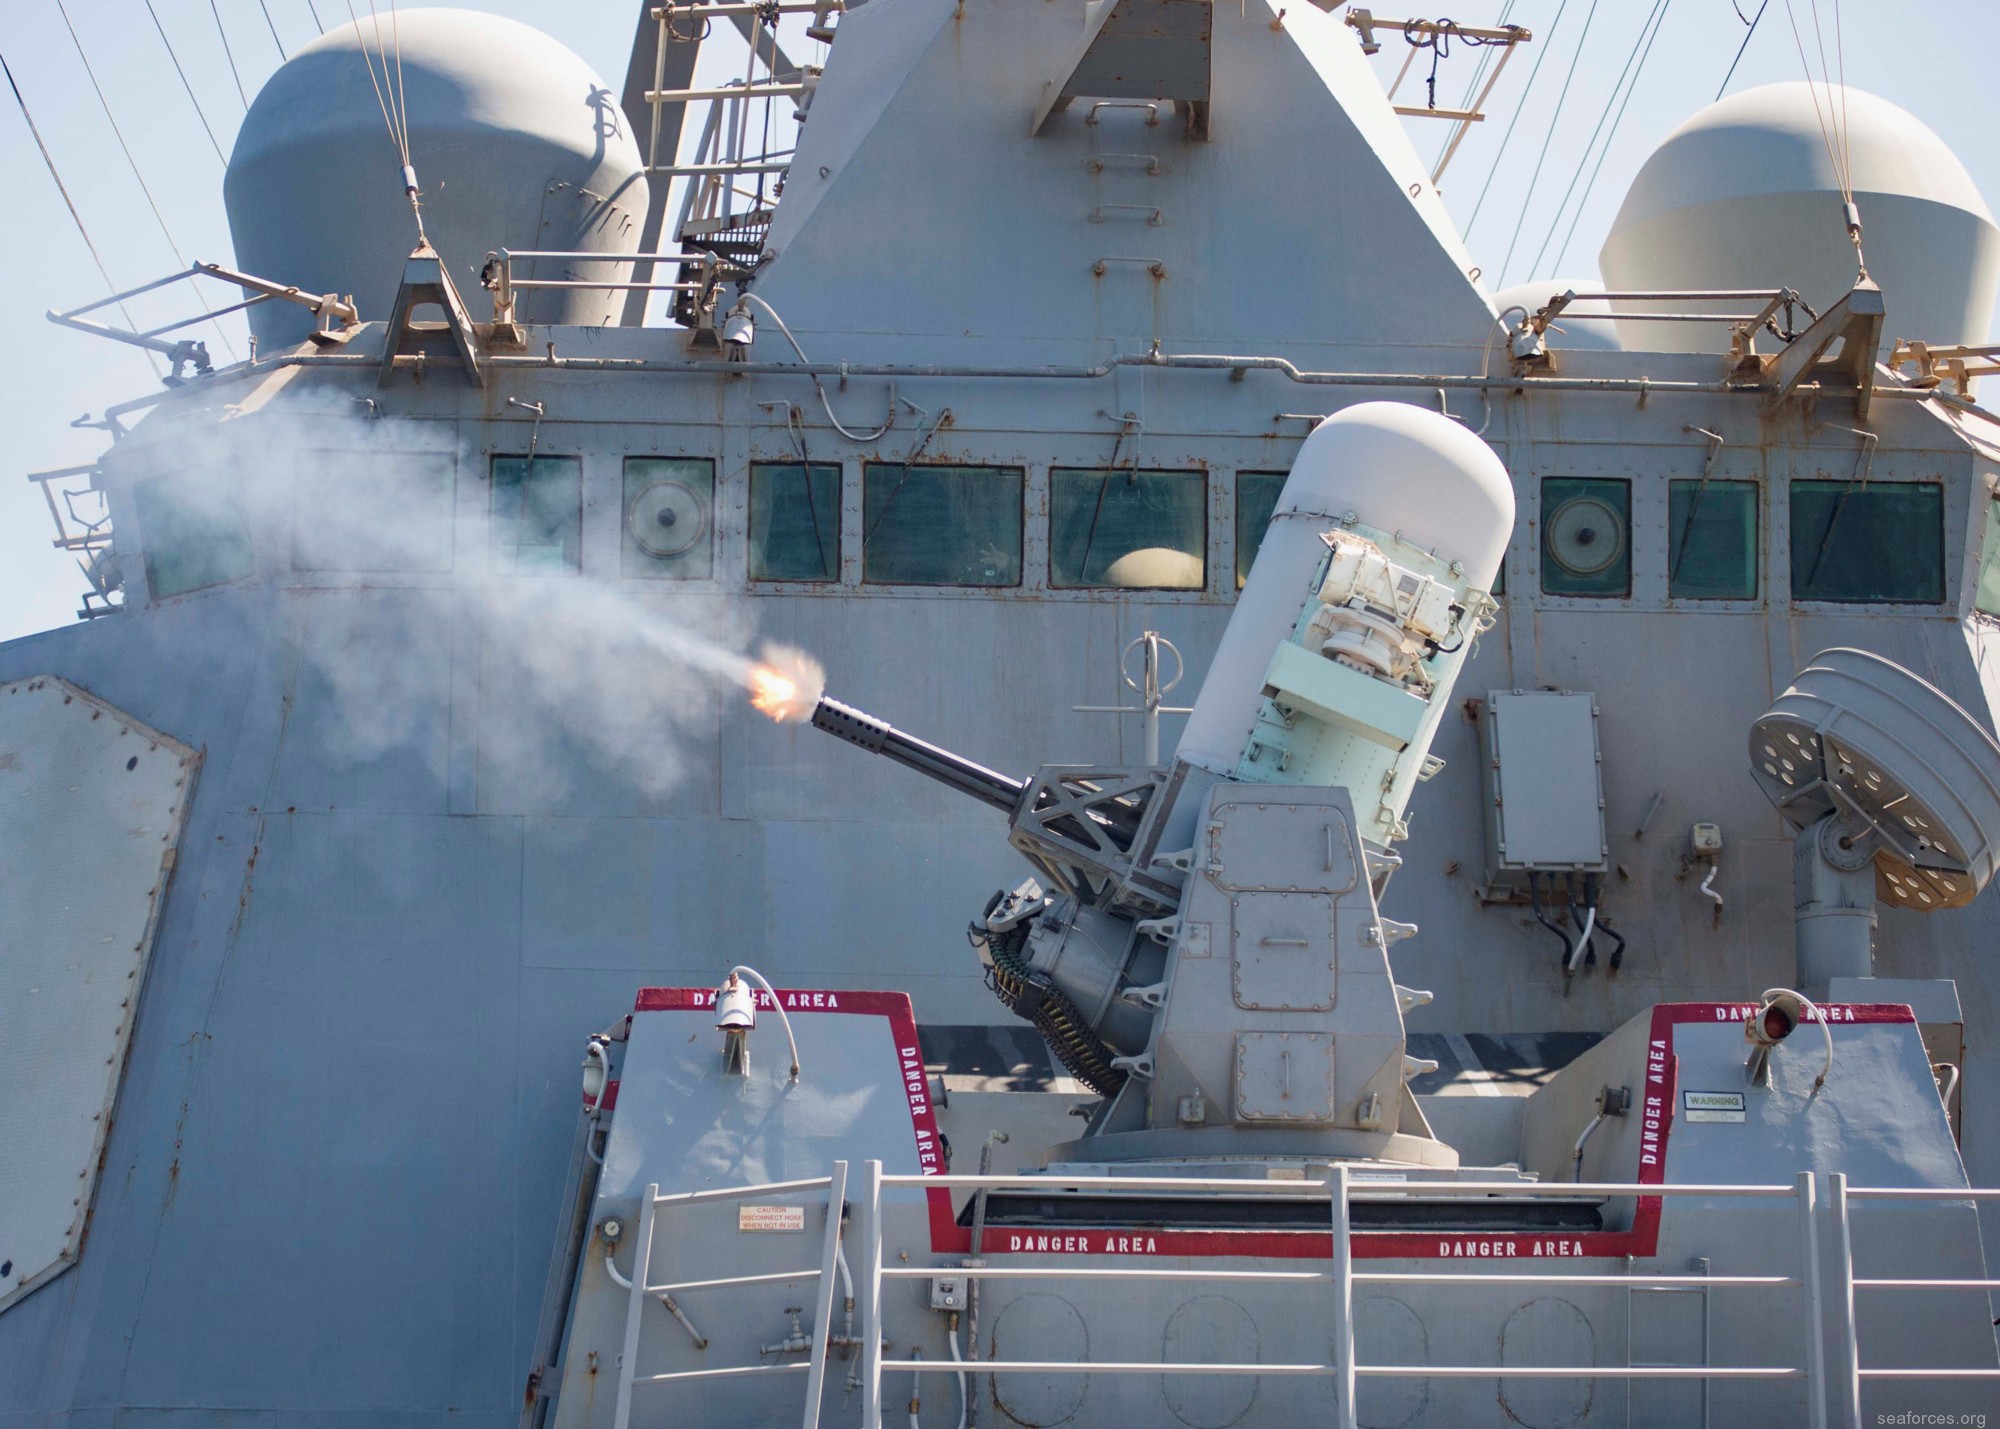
1624, 1261, 1712, 1429
611, 1164, 852, 1429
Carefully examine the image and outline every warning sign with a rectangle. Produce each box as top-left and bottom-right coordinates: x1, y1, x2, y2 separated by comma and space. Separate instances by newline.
738, 1204, 807, 1232
1683, 1091, 1746, 1124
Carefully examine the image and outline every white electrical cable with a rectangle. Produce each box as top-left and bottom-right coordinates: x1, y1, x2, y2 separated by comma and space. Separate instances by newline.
947, 1318, 967, 1429
1762, 986, 1835, 1092
1564, 907, 1598, 974
1699, 862, 1724, 911
1571, 1109, 1608, 1181
729, 964, 801, 1080
835, 1232, 855, 1343
737, 292, 898, 442
603, 1249, 632, 1289
910, 1346, 924, 1429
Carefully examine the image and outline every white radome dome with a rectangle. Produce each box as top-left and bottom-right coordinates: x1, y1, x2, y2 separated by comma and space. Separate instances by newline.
1599, 83, 2000, 354
225, 9, 647, 347
1101, 548, 1205, 590
1176, 402, 1513, 776
1490, 279, 1622, 351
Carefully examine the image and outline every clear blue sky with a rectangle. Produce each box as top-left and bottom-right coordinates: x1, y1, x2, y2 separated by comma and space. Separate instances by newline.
3, 1, 1994, 642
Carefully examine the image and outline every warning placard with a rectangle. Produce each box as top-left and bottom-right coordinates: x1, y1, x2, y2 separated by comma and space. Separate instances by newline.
738, 1204, 807, 1232
1683, 1091, 1746, 1124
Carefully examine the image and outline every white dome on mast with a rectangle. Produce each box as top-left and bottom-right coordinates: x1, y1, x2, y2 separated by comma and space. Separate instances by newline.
1599, 82, 1999, 354
224, 9, 647, 348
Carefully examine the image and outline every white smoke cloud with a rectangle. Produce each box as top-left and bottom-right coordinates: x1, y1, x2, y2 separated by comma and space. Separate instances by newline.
109, 376, 802, 803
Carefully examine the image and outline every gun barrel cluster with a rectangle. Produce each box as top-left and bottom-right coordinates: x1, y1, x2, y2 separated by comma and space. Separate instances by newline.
809, 697, 1026, 815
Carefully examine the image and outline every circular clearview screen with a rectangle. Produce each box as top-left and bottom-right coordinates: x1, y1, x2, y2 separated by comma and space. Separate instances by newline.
1545, 496, 1626, 575
627, 479, 707, 557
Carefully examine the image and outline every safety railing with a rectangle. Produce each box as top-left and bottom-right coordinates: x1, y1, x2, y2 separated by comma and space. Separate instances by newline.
1505, 286, 1815, 368
25, 462, 120, 619
478, 249, 747, 330
46, 259, 362, 381
639, 0, 837, 313
605, 1165, 853, 1429
1840, 1179, 2000, 1406
845, 1165, 1998, 1429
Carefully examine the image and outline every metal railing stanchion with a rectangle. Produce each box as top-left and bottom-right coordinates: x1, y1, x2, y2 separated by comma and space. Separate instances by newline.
861, 1160, 885, 1429
1797, 1172, 1829, 1429
1331, 1165, 1357, 1429
801, 1160, 850, 1429
613, 1183, 661, 1429
1826, 1173, 1862, 1429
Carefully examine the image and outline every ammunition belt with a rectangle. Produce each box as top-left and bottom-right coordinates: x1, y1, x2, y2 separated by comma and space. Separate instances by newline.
981, 917, 1127, 1098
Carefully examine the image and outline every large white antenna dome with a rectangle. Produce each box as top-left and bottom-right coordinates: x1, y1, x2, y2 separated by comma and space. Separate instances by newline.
224, 9, 647, 348
1599, 82, 2000, 355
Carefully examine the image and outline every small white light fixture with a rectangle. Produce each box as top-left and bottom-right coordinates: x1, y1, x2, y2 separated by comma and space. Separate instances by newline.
721, 301, 756, 348
1744, 987, 1832, 1091
581, 1035, 610, 1109
711, 965, 800, 1081
715, 971, 757, 1075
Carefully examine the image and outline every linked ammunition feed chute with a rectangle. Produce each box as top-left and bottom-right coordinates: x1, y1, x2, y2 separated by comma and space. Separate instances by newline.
807, 404, 1511, 1154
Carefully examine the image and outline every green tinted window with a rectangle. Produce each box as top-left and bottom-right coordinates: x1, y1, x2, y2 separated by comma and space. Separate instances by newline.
862, 464, 1021, 586
1977, 499, 2000, 618
1050, 469, 1205, 589
750, 463, 840, 581
622, 458, 714, 579
1235, 472, 1286, 588
1668, 480, 1758, 599
1541, 477, 1631, 597
133, 473, 255, 599
492, 456, 581, 573
1790, 481, 1943, 603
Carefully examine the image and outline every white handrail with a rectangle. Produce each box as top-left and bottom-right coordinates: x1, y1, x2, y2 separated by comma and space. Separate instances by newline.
875, 1359, 1802, 1379
843, 1161, 1999, 1429
650, 1268, 823, 1294
653, 1175, 832, 1205
879, 1172, 1800, 1196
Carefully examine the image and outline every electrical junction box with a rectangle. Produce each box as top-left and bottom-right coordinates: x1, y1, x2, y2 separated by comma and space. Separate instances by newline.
1480, 690, 1609, 897
930, 1274, 968, 1311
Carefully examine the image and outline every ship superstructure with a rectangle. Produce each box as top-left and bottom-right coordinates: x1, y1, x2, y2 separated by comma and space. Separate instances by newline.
4, 2, 2000, 1425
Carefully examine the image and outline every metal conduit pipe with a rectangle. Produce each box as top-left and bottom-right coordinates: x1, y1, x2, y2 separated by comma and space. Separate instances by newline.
98, 351, 1751, 426
963, 1131, 1009, 1429
94, 344, 2000, 432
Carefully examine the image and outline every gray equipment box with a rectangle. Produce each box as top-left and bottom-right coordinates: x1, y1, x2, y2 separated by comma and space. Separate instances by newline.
1479, 690, 1608, 894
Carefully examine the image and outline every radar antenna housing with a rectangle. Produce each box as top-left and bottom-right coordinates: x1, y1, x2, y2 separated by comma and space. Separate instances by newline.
1750, 647, 2000, 988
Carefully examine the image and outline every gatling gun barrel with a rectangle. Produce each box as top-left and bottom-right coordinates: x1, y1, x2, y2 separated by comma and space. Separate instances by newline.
809, 697, 1027, 815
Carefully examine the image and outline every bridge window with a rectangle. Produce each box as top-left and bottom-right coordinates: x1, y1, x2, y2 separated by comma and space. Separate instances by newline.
862, 463, 1022, 586
1236, 472, 1286, 588
1668, 480, 1758, 599
1541, 477, 1631, 597
1050, 468, 1205, 589
750, 463, 840, 581
492, 455, 581, 573
1976, 497, 2000, 618
132, 473, 255, 598
623, 458, 714, 578
1790, 480, 1943, 603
